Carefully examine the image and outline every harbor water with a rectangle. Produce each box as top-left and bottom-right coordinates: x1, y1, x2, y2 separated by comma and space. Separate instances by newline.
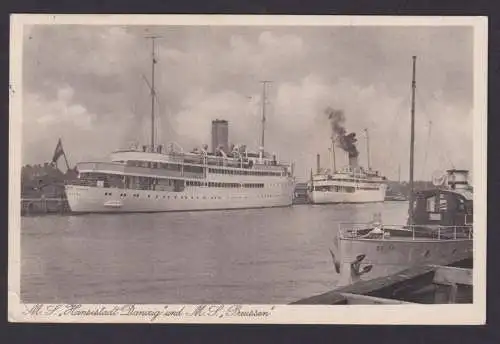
21, 202, 408, 304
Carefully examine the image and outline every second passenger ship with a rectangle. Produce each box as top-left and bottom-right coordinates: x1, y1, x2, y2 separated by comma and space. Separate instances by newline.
65, 39, 295, 213
308, 131, 387, 204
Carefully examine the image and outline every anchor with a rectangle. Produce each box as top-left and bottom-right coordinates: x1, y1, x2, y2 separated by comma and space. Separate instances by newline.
351, 254, 373, 277
329, 250, 373, 276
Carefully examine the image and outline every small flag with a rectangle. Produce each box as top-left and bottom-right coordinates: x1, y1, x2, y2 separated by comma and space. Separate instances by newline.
51, 139, 65, 164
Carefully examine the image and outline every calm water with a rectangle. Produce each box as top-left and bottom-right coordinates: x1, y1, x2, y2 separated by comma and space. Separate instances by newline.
21, 202, 408, 304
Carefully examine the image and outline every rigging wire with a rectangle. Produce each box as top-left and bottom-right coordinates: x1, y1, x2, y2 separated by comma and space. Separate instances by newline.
415, 88, 456, 170
140, 75, 170, 147
419, 120, 432, 179
151, 40, 176, 148
381, 94, 411, 178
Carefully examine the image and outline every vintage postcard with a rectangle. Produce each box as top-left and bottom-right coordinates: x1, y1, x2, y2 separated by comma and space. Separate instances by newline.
9, 14, 487, 324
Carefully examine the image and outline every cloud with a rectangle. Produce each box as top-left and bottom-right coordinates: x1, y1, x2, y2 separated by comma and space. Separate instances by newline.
22, 85, 135, 165
226, 31, 306, 80
172, 89, 260, 150
21, 25, 473, 180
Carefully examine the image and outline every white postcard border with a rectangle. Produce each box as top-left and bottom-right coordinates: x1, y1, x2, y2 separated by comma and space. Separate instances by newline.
8, 14, 488, 324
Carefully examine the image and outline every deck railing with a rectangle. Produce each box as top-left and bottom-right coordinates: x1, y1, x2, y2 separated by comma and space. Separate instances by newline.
338, 223, 473, 241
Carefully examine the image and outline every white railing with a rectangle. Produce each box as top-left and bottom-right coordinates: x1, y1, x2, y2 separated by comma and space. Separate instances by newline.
21, 197, 66, 202
338, 222, 473, 241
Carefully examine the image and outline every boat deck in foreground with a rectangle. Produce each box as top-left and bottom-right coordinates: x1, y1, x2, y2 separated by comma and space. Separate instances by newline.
292, 260, 472, 305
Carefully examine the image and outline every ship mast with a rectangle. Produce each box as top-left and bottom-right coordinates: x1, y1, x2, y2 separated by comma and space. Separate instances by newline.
364, 128, 371, 170
330, 137, 337, 173
259, 80, 271, 160
147, 36, 159, 151
408, 56, 417, 226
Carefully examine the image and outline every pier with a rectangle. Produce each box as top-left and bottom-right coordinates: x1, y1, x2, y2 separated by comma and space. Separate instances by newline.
293, 183, 310, 204
21, 197, 70, 216
292, 260, 472, 305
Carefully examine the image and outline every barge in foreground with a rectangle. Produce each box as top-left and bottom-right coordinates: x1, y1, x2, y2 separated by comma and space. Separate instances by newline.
293, 261, 472, 304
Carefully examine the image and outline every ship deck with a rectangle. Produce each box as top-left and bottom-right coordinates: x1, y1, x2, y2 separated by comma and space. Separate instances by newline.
343, 235, 472, 242
338, 225, 473, 242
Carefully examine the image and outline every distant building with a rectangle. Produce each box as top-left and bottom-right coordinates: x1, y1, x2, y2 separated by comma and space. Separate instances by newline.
21, 163, 78, 198
211, 119, 229, 153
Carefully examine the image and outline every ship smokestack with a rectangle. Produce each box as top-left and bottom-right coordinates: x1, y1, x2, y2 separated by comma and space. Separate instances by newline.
316, 154, 321, 174
349, 155, 358, 168
211, 119, 229, 154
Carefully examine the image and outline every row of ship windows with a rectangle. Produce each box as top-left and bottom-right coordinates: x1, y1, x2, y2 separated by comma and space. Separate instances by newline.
102, 192, 282, 200
321, 178, 386, 184
125, 160, 283, 176
78, 174, 284, 190
313, 185, 381, 193
186, 181, 287, 188
126, 160, 203, 173
208, 168, 282, 177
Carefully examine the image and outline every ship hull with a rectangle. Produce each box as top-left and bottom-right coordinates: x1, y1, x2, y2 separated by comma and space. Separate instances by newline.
309, 186, 387, 204
65, 183, 294, 213
334, 236, 473, 287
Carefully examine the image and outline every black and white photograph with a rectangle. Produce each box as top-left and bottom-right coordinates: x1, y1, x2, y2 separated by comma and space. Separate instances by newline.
9, 15, 487, 324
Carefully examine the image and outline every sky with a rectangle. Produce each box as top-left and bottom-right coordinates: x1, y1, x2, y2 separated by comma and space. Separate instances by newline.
21, 24, 473, 181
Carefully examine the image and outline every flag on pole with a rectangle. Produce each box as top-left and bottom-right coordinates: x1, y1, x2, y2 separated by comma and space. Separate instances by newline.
51, 138, 65, 164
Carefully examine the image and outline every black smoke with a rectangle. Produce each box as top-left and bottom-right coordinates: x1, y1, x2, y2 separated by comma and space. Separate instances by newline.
325, 107, 359, 158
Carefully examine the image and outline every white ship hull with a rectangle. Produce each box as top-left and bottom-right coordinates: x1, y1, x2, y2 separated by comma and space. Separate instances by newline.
309, 185, 387, 204
65, 183, 294, 213
334, 235, 473, 287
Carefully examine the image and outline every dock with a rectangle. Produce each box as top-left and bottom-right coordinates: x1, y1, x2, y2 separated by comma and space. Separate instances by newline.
21, 197, 71, 216
292, 260, 472, 305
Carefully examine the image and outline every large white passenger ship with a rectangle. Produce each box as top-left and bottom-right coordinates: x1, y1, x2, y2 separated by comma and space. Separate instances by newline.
65, 39, 295, 213
65, 142, 295, 213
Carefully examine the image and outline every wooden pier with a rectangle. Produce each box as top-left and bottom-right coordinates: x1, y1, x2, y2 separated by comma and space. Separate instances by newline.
21, 197, 71, 215
292, 261, 473, 305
